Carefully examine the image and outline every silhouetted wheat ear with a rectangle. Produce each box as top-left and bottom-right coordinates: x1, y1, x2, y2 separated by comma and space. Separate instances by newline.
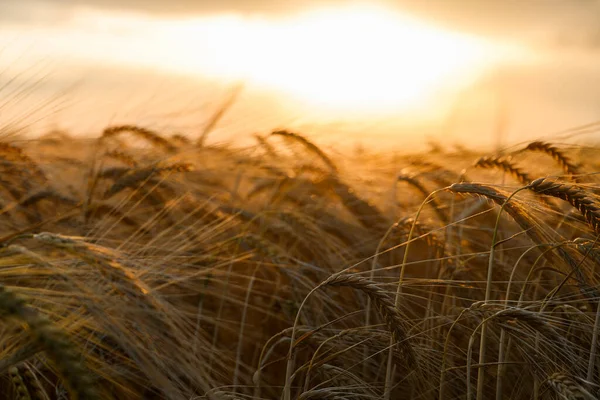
397, 173, 448, 223
101, 125, 177, 153
170, 133, 190, 145
448, 182, 593, 290
0, 285, 98, 400
103, 163, 193, 199
524, 141, 580, 177
474, 156, 531, 185
528, 178, 600, 235
324, 176, 388, 230
103, 150, 138, 167
475, 305, 566, 345
321, 274, 417, 369
21, 367, 47, 400
32, 232, 152, 298
447, 182, 533, 231
0, 142, 47, 183
9, 366, 31, 400
573, 238, 600, 264
271, 130, 338, 173
254, 134, 278, 158
19, 190, 78, 208
545, 373, 596, 400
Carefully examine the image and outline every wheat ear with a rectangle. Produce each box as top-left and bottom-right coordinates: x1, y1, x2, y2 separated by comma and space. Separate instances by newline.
0, 285, 98, 399
474, 156, 531, 185
528, 178, 600, 235
545, 372, 596, 400
524, 141, 580, 177
102, 125, 177, 153
271, 130, 338, 173
321, 273, 416, 368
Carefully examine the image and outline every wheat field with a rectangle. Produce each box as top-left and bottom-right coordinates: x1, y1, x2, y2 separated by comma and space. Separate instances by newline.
0, 123, 598, 399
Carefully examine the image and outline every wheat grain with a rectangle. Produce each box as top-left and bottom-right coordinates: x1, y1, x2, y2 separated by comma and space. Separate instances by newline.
524, 141, 580, 177
545, 372, 595, 400
321, 274, 417, 369
474, 156, 531, 185
102, 125, 177, 153
271, 130, 338, 173
529, 178, 600, 235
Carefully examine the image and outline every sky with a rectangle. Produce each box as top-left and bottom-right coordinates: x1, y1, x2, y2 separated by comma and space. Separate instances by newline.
1, 0, 600, 149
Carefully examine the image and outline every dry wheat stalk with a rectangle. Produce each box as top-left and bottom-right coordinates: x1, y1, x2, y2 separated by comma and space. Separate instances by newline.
0, 142, 47, 184
21, 366, 47, 400
19, 190, 78, 208
528, 178, 600, 235
103, 150, 138, 167
321, 274, 417, 369
84, 204, 146, 232
448, 182, 592, 296
9, 366, 32, 400
474, 304, 566, 347
170, 134, 190, 145
103, 163, 193, 199
32, 232, 151, 299
448, 182, 540, 241
102, 125, 177, 153
474, 156, 531, 185
573, 238, 600, 265
324, 176, 388, 230
254, 134, 278, 158
0, 285, 98, 399
198, 84, 243, 147
271, 130, 338, 173
545, 372, 595, 400
397, 173, 448, 223
524, 141, 580, 177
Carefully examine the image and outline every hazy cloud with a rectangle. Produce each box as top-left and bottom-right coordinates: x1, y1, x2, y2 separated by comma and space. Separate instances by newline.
2, 0, 599, 49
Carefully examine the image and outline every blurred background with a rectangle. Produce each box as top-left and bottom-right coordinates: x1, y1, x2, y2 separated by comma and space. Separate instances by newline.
1, 0, 600, 150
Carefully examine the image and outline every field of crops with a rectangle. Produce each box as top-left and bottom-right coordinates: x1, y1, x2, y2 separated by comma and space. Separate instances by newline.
0, 124, 599, 399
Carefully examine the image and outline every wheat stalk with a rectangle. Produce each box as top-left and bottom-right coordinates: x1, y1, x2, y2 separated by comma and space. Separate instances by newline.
103, 150, 138, 167
397, 173, 448, 223
0, 285, 98, 399
271, 130, 338, 173
321, 274, 417, 370
545, 372, 596, 400
103, 163, 193, 199
102, 125, 177, 153
528, 178, 600, 234
9, 366, 32, 400
474, 156, 531, 185
524, 141, 580, 177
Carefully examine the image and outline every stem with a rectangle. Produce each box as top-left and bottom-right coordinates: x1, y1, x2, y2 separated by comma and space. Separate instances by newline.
476, 185, 529, 400
384, 188, 445, 400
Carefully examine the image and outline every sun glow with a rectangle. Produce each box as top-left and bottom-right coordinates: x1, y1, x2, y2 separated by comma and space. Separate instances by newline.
154, 6, 500, 113
3, 4, 515, 116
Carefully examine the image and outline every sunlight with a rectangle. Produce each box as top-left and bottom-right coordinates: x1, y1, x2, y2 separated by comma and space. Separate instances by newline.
154, 5, 502, 113
1, 4, 521, 117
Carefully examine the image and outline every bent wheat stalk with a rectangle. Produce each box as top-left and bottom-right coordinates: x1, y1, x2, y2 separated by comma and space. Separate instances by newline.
474, 156, 531, 185
545, 372, 595, 400
0, 285, 98, 400
523, 141, 580, 177
102, 125, 177, 153
528, 178, 600, 235
271, 130, 338, 173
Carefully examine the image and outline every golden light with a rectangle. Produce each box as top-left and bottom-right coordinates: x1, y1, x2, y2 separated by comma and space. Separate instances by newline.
3, 4, 517, 117
153, 5, 501, 114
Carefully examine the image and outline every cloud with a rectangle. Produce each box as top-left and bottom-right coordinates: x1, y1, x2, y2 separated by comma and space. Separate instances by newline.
2, 0, 599, 49
0, 0, 76, 25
